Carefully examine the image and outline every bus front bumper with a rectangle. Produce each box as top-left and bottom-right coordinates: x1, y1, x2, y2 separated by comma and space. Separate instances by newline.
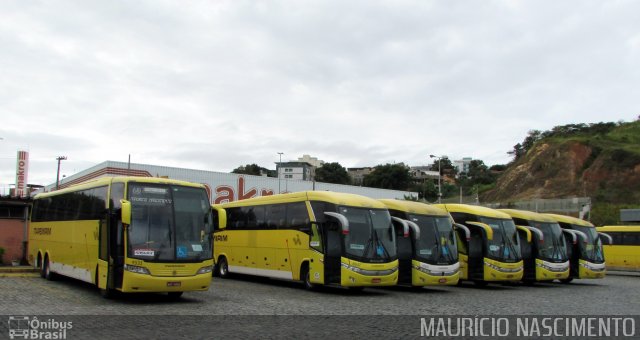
412, 261, 460, 286
121, 271, 212, 293
535, 259, 570, 281
483, 259, 524, 281
578, 260, 606, 279
340, 259, 399, 287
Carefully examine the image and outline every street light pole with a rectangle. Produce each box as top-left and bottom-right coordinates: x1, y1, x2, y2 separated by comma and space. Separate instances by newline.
277, 152, 284, 194
56, 156, 67, 190
430, 154, 442, 203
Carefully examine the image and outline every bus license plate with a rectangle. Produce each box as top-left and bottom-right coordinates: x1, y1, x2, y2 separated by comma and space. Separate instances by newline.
372, 278, 381, 284
439, 278, 447, 284
167, 282, 181, 287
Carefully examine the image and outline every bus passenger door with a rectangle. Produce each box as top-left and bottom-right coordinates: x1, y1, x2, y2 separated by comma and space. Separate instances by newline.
308, 223, 325, 284
97, 219, 109, 289
323, 222, 342, 284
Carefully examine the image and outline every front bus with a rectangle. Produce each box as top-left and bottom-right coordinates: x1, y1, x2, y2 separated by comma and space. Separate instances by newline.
30, 177, 218, 299
379, 199, 460, 287
499, 209, 570, 283
213, 191, 398, 290
545, 214, 610, 283
435, 204, 523, 285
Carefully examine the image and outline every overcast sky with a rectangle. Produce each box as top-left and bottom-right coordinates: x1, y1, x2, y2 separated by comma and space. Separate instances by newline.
1, 0, 639, 189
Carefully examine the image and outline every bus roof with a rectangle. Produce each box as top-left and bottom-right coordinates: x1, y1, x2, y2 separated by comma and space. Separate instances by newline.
218, 191, 388, 209
596, 225, 640, 232
498, 209, 558, 223
34, 176, 204, 199
379, 199, 449, 216
543, 213, 595, 228
435, 203, 512, 219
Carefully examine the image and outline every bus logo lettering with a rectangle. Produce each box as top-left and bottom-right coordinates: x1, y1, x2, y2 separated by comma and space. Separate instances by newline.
214, 235, 228, 242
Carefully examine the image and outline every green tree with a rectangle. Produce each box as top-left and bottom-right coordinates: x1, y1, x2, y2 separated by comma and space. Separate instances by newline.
315, 162, 351, 184
409, 181, 439, 201
428, 157, 456, 176
364, 163, 412, 190
231, 164, 269, 176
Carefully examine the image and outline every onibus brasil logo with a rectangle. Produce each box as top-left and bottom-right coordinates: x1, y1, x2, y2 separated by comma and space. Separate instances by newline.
7, 316, 72, 339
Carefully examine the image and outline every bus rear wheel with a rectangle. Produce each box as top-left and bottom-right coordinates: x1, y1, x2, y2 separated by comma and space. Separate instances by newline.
43, 257, 55, 281
217, 257, 230, 278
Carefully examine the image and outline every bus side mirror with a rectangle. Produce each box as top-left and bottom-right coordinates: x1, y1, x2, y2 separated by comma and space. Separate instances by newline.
599, 232, 613, 245
324, 212, 349, 235
212, 206, 227, 230
121, 199, 131, 225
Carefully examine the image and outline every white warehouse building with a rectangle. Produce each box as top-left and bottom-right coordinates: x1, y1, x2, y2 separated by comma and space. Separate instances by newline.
45, 160, 417, 203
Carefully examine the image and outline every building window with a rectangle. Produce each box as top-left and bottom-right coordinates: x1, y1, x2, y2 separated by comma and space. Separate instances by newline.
285, 175, 293, 179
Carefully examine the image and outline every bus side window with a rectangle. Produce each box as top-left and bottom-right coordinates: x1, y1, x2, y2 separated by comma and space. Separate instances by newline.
287, 202, 309, 231
265, 204, 286, 229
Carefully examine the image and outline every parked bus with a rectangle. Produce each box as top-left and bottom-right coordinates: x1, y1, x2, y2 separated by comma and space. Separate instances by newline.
544, 214, 609, 282
379, 199, 460, 286
213, 191, 398, 289
29, 177, 219, 298
499, 209, 570, 282
435, 204, 523, 285
596, 225, 640, 271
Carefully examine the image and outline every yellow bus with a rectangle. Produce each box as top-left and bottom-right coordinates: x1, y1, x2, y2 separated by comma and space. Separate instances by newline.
213, 191, 399, 289
435, 204, 523, 285
544, 214, 608, 282
29, 177, 219, 298
379, 199, 460, 286
596, 225, 640, 271
499, 209, 570, 282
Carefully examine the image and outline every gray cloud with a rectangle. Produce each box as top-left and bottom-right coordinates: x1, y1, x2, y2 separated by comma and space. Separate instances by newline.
1, 0, 639, 187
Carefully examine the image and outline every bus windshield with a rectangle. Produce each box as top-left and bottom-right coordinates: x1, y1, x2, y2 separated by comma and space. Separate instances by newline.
339, 207, 397, 262
127, 184, 213, 262
480, 217, 521, 262
408, 214, 458, 264
529, 222, 567, 262
572, 225, 604, 262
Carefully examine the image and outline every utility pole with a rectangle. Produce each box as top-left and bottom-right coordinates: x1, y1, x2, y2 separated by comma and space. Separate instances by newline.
277, 152, 284, 194
56, 156, 67, 189
430, 155, 443, 203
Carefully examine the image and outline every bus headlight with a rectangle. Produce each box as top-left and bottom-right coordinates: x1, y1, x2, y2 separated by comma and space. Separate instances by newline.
196, 265, 213, 275
124, 264, 151, 275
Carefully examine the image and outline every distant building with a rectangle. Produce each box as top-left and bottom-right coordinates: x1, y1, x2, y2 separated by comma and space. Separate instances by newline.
347, 167, 374, 186
297, 154, 325, 168
409, 166, 440, 182
454, 157, 473, 175
276, 161, 316, 181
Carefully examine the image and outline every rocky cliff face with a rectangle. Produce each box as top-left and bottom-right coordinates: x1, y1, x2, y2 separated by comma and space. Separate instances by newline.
482, 139, 640, 204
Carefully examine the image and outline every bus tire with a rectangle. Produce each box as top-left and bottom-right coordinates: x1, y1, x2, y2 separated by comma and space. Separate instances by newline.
348, 286, 365, 292
38, 253, 45, 278
168, 292, 183, 300
43, 256, 55, 281
217, 257, 230, 278
560, 278, 573, 284
301, 264, 315, 291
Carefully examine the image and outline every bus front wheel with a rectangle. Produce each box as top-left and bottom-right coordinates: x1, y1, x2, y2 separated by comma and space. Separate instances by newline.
301, 265, 315, 291
217, 257, 230, 278
560, 278, 573, 284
